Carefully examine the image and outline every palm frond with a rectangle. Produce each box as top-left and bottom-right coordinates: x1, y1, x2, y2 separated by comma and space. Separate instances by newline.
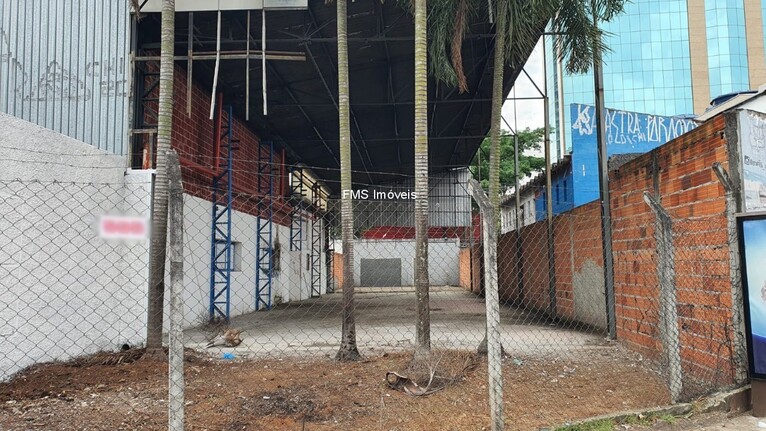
451, 0, 471, 93
396, 0, 477, 91
550, 0, 627, 74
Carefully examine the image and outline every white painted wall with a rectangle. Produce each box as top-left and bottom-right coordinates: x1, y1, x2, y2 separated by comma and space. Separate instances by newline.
0, 113, 331, 379
500, 192, 537, 234
0, 113, 151, 380
352, 238, 461, 286
0, 113, 327, 380
164, 195, 328, 329
738, 92, 766, 115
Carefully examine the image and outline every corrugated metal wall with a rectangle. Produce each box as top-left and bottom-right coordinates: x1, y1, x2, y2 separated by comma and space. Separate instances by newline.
352, 168, 472, 228
0, 0, 130, 155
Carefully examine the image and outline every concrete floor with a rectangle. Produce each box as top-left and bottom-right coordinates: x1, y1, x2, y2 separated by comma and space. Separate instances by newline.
701, 415, 762, 430
186, 286, 611, 358
649, 413, 763, 430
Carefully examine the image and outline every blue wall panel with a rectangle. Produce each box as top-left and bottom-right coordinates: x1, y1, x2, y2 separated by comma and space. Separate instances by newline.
569, 103, 697, 206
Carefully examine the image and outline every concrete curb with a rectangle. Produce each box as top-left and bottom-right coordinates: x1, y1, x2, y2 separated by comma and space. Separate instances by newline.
544, 385, 751, 430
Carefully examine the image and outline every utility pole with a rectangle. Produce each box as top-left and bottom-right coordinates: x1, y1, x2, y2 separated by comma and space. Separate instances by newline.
543, 34, 556, 316
593, 9, 616, 339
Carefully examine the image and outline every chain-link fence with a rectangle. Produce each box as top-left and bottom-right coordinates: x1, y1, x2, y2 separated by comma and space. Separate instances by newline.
0, 167, 747, 429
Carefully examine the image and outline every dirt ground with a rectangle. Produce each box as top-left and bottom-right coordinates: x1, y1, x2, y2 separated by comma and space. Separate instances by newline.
0, 347, 670, 431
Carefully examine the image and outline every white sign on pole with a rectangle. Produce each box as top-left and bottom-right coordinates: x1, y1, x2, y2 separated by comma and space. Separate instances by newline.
740, 109, 766, 213
140, 0, 307, 12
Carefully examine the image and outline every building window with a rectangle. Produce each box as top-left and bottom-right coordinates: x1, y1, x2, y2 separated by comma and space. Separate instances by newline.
232, 241, 242, 272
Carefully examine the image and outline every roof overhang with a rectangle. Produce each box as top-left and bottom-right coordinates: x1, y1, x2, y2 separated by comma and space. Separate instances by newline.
136, 0, 539, 193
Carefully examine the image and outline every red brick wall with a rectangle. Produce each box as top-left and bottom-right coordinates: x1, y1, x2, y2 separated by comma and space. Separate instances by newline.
333, 252, 344, 290
610, 114, 734, 383
458, 247, 471, 290
496, 114, 736, 386
519, 222, 550, 312
498, 202, 604, 318
143, 65, 291, 225
471, 243, 482, 295
552, 201, 605, 321
497, 232, 520, 304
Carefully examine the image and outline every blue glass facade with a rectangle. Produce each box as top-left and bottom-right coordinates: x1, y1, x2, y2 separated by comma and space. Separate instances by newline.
706, 0, 750, 97
549, 0, 694, 154
548, 0, 759, 156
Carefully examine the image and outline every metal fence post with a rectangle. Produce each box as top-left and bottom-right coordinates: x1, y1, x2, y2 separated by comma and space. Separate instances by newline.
643, 191, 682, 403
167, 150, 185, 430
468, 179, 504, 431
712, 162, 748, 384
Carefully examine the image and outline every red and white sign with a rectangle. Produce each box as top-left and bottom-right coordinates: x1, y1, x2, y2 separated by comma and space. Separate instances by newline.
99, 216, 150, 240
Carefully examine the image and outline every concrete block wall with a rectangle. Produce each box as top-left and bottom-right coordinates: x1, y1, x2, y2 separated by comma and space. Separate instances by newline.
162, 195, 321, 330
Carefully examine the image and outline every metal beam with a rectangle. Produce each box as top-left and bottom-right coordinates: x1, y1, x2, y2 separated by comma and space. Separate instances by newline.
223, 13, 340, 168
521, 67, 545, 98
264, 96, 542, 108
134, 51, 306, 62
286, 134, 496, 143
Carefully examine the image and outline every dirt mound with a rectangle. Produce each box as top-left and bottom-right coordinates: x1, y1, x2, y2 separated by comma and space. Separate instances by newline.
241, 387, 332, 422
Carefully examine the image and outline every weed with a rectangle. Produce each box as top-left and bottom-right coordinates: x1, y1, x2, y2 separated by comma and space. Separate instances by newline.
555, 418, 615, 431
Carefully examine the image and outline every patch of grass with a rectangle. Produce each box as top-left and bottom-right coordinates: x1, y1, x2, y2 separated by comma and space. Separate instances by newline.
657, 414, 676, 425
623, 414, 654, 426
555, 419, 615, 431
620, 413, 677, 427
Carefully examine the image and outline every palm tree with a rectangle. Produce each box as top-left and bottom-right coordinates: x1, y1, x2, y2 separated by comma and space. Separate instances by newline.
146, 0, 175, 353
484, 0, 628, 216
428, 0, 626, 353
413, 0, 430, 359
334, 0, 361, 362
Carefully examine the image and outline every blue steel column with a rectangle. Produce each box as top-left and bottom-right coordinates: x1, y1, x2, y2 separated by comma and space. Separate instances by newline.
256, 140, 275, 310
209, 105, 234, 321
310, 183, 322, 297
290, 168, 304, 251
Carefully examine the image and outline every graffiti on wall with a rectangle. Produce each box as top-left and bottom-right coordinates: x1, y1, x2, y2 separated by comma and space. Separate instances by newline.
571, 103, 697, 147
1, 26, 128, 103
0, 15, 130, 154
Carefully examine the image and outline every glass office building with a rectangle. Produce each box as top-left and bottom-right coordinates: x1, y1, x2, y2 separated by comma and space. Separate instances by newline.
546, 0, 766, 158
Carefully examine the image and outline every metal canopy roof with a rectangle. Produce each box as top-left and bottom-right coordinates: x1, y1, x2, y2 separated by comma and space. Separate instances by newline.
136, 0, 538, 193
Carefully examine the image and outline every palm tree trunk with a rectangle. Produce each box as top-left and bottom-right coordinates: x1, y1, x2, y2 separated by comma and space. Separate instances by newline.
414, 0, 430, 359
146, 0, 175, 352
335, 0, 361, 362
